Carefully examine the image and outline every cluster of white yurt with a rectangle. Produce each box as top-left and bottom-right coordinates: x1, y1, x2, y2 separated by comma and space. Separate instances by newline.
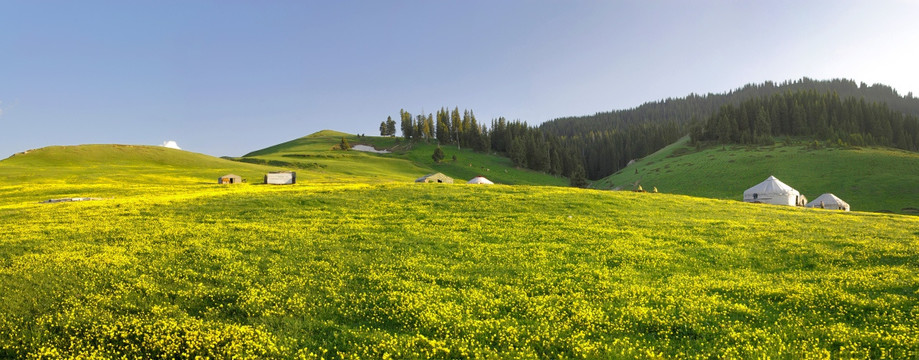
743, 175, 849, 211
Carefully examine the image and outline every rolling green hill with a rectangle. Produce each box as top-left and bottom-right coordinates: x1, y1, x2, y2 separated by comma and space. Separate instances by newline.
593, 137, 919, 214
0, 130, 567, 203
0, 144, 280, 185
239, 130, 568, 186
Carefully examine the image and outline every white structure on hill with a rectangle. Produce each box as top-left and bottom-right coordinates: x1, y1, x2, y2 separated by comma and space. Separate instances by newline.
743, 176, 806, 206
265, 171, 296, 185
806, 193, 850, 211
161, 140, 181, 149
467, 176, 494, 184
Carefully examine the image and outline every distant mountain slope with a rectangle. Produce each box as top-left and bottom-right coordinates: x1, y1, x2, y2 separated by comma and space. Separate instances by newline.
539, 78, 919, 180
543, 78, 919, 136
593, 137, 919, 214
240, 130, 568, 186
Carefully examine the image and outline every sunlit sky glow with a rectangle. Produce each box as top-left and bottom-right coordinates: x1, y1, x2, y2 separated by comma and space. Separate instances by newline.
2, 1, 917, 157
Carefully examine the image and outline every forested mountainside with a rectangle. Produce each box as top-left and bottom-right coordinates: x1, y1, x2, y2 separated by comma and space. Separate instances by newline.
381, 79, 919, 183
694, 90, 919, 151
540, 78, 919, 179
542, 78, 919, 136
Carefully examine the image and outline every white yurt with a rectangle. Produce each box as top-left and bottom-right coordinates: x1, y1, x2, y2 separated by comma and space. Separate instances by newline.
806, 193, 850, 211
743, 176, 806, 206
467, 176, 494, 184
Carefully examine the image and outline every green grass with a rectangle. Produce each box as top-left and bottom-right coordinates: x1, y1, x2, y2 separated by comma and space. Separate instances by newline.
594, 137, 919, 214
0, 182, 917, 358
241, 131, 568, 186
1, 135, 917, 358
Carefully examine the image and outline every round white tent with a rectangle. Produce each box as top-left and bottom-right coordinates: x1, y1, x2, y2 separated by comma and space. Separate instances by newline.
743, 176, 806, 206
806, 193, 850, 211
467, 176, 494, 184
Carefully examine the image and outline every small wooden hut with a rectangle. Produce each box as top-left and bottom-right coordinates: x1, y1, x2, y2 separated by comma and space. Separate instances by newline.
415, 173, 454, 184
218, 174, 242, 184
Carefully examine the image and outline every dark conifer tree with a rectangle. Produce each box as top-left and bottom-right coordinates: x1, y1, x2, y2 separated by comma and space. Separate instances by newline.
400, 109, 413, 140
569, 163, 588, 188
423, 113, 435, 141
508, 137, 527, 167
386, 116, 397, 136
432, 147, 445, 163
451, 107, 462, 148
436, 108, 450, 144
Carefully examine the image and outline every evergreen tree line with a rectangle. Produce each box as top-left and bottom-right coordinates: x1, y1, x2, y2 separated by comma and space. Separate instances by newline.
381, 107, 492, 152
380, 108, 589, 183
378, 106, 685, 181
558, 123, 684, 180
542, 78, 919, 138
693, 90, 919, 151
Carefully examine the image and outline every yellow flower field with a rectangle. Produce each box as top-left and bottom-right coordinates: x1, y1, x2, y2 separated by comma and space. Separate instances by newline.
1, 182, 917, 358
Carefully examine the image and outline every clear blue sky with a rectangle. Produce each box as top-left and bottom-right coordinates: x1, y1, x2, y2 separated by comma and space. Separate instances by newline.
2, 1, 917, 157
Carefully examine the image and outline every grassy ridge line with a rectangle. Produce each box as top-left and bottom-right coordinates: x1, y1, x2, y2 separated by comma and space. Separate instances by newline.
595, 137, 919, 214
0, 144, 286, 186
242, 129, 353, 157
1, 183, 917, 357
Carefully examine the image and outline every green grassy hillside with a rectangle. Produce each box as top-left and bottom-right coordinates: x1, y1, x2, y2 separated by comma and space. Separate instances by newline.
240, 130, 568, 186
0, 133, 565, 205
0, 182, 917, 358
594, 137, 919, 214
0, 144, 281, 185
